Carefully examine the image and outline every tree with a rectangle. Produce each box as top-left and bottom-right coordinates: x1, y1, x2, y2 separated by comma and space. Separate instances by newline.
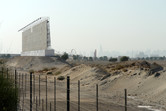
89, 57, 93, 61
103, 56, 108, 61
99, 57, 104, 61
83, 56, 88, 61
61, 52, 69, 61
120, 56, 129, 62
6, 54, 11, 58
73, 55, 77, 60
109, 57, 117, 62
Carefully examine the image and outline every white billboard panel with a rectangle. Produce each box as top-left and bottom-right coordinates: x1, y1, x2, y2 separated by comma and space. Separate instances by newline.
22, 20, 48, 52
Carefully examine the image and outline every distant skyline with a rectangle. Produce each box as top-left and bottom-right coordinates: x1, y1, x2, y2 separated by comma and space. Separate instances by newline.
0, 0, 166, 56
90, 47, 166, 58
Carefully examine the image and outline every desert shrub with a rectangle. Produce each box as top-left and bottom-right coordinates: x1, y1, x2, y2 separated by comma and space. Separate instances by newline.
116, 65, 124, 70
0, 60, 3, 64
112, 64, 124, 70
57, 76, 65, 80
47, 71, 52, 75
122, 69, 128, 72
0, 71, 18, 111
120, 56, 129, 62
55, 71, 61, 75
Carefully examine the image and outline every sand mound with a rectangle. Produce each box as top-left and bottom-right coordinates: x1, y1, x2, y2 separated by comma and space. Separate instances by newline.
6, 58, 166, 110
6, 56, 69, 71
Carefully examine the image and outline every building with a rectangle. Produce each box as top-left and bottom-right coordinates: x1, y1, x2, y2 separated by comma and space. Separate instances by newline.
94, 49, 97, 60
19, 17, 54, 56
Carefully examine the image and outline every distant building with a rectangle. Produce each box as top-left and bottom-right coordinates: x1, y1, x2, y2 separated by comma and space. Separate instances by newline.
135, 52, 148, 58
94, 49, 97, 60
117, 56, 121, 62
18, 17, 54, 56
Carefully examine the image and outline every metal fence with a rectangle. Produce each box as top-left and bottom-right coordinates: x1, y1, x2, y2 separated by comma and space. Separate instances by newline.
1, 67, 142, 111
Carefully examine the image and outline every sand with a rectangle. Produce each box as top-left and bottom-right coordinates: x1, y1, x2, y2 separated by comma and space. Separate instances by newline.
5, 57, 166, 111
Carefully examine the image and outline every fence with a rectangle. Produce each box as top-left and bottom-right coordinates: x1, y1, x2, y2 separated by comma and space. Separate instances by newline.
1, 67, 143, 111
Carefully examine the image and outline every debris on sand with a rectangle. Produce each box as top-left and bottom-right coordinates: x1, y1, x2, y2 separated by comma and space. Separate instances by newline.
148, 62, 163, 75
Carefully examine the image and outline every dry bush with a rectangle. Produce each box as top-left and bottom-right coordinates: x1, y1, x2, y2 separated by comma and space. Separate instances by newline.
57, 76, 65, 80
47, 71, 53, 75
54, 71, 61, 75
122, 69, 128, 72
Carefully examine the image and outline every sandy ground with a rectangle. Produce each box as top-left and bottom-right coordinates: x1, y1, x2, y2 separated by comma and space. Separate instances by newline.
16, 73, 152, 111
5, 57, 166, 111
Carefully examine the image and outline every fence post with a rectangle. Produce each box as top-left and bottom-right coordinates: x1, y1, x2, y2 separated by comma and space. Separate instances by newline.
96, 84, 98, 111
125, 89, 127, 111
46, 76, 48, 111
54, 77, 56, 111
42, 99, 44, 111
19, 73, 20, 89
30, 72, 33, 111
23, 89, 24, 111
36, 96, 38, 111
39, 75, 40, 106
7, 68, 8, 80
34, 75, 35, 102
25, 74, 27, 97
2, 67, 3, 77
67, 76, 70, 111
78, 80, 80, 111
15, 70, 17, 88
50, 102, 52, 111
15, 69, 17, 111
22, 74, 24, 94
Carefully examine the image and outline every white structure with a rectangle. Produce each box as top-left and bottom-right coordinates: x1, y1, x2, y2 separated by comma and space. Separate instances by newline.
117, 56, 122, 62
19, 17, 54, 56
94, 49, 97, 60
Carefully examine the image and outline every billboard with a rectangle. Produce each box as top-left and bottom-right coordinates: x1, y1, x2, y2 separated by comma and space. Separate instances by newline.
22, 20, 49, 52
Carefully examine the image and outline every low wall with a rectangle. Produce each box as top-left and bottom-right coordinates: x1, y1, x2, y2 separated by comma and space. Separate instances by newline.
21, 49, 54, 56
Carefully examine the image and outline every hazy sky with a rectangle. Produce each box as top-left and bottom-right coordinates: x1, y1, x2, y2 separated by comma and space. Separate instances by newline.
0, 0, 166, 56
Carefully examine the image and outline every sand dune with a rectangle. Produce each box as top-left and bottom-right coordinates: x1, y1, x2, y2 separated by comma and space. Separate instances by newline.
6, 57, 166, 110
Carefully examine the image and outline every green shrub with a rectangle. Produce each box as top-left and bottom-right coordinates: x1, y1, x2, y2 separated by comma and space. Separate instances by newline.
61, 52, 69, 61
120, 56, 129, 62
109, 58, 117, 62
0, 72, 18, 111
57, 76, 65, 80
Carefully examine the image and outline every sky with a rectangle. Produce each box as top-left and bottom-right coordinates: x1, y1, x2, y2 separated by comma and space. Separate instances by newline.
0, 0, 166, 56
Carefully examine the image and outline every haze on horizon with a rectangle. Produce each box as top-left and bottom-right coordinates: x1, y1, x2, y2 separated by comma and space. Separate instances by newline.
0, 0, 166, 57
